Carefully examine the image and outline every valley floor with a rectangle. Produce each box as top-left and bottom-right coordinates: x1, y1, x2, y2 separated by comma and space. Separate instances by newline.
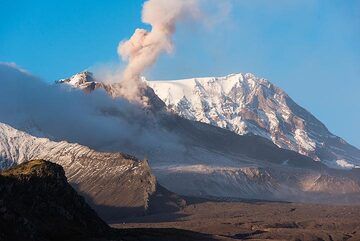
112, 199, 360, 241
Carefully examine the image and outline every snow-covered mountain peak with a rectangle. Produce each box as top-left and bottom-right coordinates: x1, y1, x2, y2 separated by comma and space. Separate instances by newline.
146, 73, 360, 169
147, 73, 283, 106
57, 71, 93, 85
56, 71, 102, 93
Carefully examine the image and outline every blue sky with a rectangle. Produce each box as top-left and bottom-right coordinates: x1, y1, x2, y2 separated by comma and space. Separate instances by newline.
0, 0, 359, 147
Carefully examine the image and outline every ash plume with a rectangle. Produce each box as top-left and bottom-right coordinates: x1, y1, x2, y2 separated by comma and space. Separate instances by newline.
0, 63, 183, 160
117, 0, 200, 104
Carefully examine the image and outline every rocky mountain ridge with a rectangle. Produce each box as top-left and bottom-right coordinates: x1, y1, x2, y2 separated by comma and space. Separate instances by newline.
0, 122, 185, 221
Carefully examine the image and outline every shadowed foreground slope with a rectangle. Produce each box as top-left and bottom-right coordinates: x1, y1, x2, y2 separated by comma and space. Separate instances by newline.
0, 160, 109, 241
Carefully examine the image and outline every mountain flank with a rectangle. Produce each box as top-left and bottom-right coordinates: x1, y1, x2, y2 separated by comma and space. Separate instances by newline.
0, 123, 185, 221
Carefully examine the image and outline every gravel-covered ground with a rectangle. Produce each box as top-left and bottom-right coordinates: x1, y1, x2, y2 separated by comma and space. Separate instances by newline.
112, 198, 360, 241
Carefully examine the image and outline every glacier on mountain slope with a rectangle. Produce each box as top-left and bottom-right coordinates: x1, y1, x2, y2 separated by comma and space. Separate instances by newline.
147, 73, 360, 169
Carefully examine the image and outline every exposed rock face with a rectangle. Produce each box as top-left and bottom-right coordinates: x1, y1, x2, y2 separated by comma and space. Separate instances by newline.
0, 160, 109, 241
0, 123, 185, 221
56, 71, 166, 112
147, 73, 360, 169
56, 71, 104, 93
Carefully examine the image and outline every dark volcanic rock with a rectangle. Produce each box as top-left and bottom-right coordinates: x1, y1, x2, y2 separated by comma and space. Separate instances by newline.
0, 160, 109, 241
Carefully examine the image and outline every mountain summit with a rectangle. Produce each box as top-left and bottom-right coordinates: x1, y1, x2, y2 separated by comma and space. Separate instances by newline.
147, 73, 360, 169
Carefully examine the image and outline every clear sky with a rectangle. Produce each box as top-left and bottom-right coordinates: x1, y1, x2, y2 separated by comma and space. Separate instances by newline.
0, 0, 359, 147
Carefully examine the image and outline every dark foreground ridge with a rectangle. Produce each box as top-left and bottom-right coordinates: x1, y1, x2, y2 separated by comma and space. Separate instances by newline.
0, 160, 217, 241
0, 160, 109, 241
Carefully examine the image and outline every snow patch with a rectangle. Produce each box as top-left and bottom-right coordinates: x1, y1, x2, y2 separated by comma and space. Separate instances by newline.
336, 159, 360, 169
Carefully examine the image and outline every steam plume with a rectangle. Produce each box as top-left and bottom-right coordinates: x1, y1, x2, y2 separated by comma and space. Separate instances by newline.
117, 0, 199, 103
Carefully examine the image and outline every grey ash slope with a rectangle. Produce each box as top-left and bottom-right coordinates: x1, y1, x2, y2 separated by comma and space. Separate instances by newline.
156, 114, 360, 202
0, 123, 185, 221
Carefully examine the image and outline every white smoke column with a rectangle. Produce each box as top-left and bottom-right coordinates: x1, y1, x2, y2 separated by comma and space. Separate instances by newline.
118, 0, 199, 103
